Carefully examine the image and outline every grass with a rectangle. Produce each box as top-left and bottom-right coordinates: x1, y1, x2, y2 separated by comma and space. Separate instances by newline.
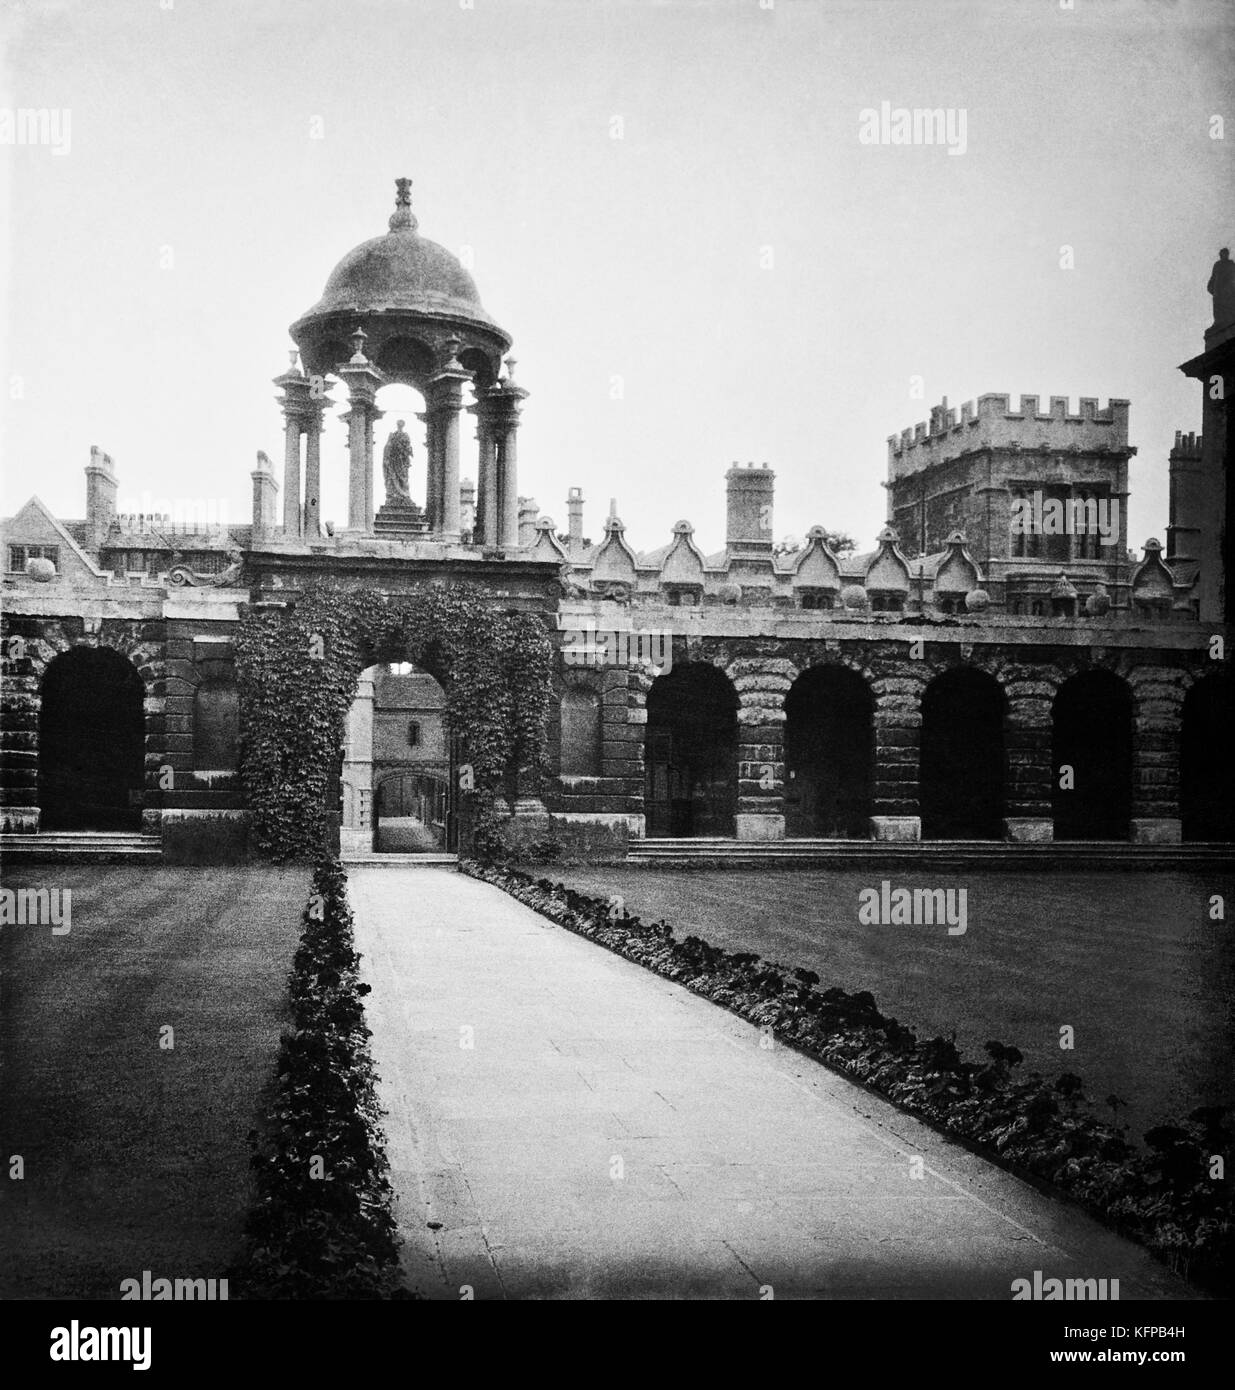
0, 865, 303, 1299
545, 865, 1235, 1144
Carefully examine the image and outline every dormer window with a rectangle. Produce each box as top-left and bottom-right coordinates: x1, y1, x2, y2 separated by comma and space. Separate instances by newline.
8, 545, 59, 573
869, 592, 904, 613
799, 590, 834, 610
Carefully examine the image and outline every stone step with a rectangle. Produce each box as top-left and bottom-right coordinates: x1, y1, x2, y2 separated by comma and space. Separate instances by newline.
626, 838, 1230, 868
1, 832, 164, 864
341, 853, 459, 868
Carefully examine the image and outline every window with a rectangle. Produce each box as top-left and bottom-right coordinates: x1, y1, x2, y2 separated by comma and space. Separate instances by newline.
407, 720, 421, 749
8, 545, 59, 573
193, 680, 239, 771
800, 591, 834, 610
870, 593, 905, 613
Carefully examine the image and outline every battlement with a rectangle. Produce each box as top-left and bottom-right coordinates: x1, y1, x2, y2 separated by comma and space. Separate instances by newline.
888, 394, 1131, 480
725, 460, 775, 487
1169, 430, 1202, 459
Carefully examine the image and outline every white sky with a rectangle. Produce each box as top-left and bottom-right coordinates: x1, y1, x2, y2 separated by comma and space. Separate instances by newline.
1, 0, 1231, 553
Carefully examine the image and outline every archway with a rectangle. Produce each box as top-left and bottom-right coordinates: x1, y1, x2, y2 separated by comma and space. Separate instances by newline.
341, 661, 453, 854
644, 662, 738, 837
784, 666, 873, 837
38, 647, 145, 832
1052, 670, 1132, 840
1181, 673, 1235, 841
920, 667, 1005, 839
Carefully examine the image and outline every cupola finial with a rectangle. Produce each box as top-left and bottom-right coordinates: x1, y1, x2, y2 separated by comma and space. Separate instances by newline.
388, 177, 419, 233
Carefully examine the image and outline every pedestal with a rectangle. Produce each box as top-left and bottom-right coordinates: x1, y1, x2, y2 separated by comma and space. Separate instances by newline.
870, 815, 921, 842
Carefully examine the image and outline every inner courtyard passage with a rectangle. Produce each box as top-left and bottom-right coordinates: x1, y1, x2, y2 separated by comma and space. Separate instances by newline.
348, 867, 1197, 1300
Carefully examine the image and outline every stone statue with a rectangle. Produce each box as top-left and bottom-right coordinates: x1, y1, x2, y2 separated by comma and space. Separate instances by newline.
382, 420, 413, 503
1208, 248, 1235, 330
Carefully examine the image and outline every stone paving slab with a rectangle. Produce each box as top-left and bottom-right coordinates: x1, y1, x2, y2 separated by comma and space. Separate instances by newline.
349, 867, 1199, 1302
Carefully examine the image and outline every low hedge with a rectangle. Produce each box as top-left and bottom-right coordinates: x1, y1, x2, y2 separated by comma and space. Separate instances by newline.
465, 861, 1234, 1295
228, 859, 406, 1299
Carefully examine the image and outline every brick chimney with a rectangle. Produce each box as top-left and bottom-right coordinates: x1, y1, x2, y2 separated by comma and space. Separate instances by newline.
85, 445, 117, 551
518, 496, 540, 547
725, 461, 775, 555
250, 450, 279, 540
1166, 430, 1204, 562
460, 479, 476, 540
566, 486, 585, 553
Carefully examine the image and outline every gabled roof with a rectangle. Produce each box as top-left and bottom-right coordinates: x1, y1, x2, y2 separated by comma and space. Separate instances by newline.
1, 496, 110, 581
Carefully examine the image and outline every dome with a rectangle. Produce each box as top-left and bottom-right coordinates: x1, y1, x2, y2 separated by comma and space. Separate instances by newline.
294, 179, 504, 334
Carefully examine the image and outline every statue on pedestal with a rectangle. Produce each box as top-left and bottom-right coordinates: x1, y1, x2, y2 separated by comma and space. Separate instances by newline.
382, 420, 413, 503
1208, 248, 1235, 330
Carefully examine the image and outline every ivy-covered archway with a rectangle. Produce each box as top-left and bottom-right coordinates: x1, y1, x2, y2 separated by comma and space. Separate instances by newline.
234, 584, 553, 859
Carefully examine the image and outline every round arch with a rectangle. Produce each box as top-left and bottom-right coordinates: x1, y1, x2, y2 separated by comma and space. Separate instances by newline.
1181, 672, 1235, 841
920, 666, 1006, 839
38, 645, 145, 832
1052, 669, 1133, 840
784, 664, 874, 838
644, 661, 738, 837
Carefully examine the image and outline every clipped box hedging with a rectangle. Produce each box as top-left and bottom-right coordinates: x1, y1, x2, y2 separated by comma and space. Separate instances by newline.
227, 858, 407, 1299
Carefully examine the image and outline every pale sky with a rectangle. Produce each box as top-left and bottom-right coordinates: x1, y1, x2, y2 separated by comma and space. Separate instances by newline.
1, 0, 1231, 554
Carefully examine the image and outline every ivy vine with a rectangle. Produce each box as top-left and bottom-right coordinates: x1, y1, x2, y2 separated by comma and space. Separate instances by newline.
234, 584, 554, 860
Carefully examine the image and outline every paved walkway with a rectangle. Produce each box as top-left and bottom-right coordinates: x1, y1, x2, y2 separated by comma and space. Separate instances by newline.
349, 868, 1197, 1301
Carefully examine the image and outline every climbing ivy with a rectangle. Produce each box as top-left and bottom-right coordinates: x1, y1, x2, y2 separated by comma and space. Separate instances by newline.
234, 584, 554, 860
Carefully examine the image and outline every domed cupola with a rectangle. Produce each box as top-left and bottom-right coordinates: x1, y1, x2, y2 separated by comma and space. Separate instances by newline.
290, 178, 511, 391
274, 178, 527, 549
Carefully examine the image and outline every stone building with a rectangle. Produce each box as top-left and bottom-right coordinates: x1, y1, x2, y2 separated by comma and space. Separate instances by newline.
1, 182, 1230, 860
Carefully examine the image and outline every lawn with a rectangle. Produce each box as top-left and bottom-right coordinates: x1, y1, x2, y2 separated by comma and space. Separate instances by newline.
546, 865, 1235, 1143
0, 865, 304, 1299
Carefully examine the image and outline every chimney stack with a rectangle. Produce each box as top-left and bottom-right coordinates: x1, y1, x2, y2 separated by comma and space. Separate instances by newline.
251, 450, 279, 540
460, 479, 477, 540
85, 445, 117, 551
518, 496, 540, 547
566, 486, 585, 553
725, 460, 775, 554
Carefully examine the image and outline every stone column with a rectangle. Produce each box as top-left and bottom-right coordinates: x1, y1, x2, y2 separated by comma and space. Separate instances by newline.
1003, 675, 1056, 841
303, 405, 325, 539
869, 669, 925, 840
1129, 666, 1185, 844
335, 330, 385, 536
419, 409, 438, 531
282, 417, 302, 536
471, 384, 503, 547
274, 351, 311, 539
339, 668, 376, 857
732, 659, 792, 841
429, 337, 469, 542
495, 359, 528, 549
